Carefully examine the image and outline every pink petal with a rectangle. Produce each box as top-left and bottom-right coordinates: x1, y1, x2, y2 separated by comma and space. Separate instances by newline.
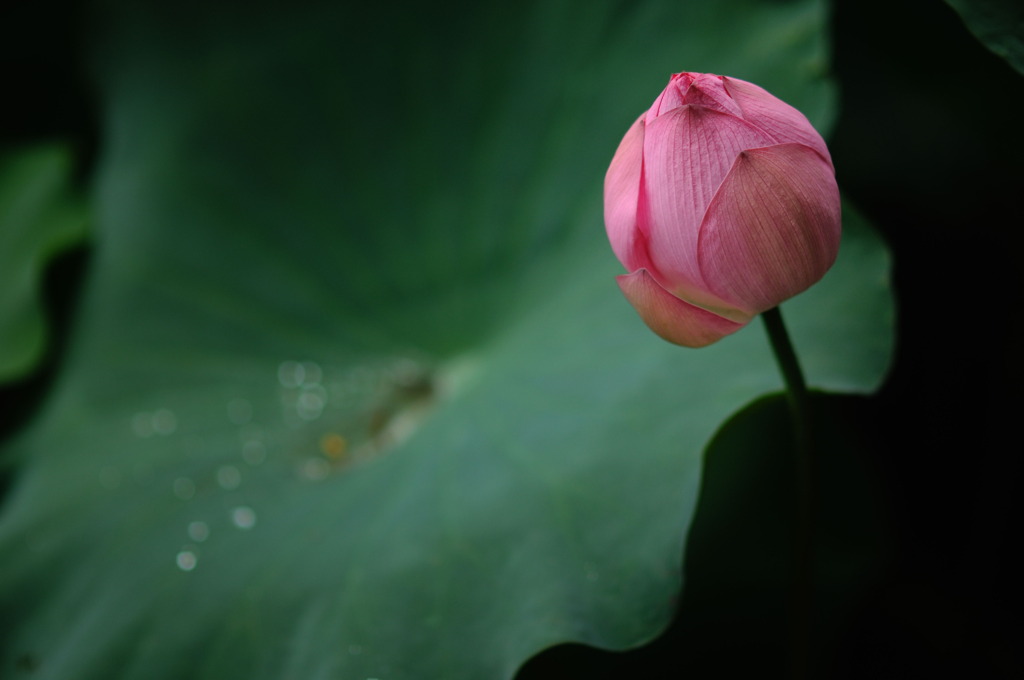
647, 80, 685, 121
697, 143, 841, 313
617, 269, 748, 348
603, 115, 648, 271
679, 74, 744, 117
642, 105, 775, 296
721, 77, 832, 167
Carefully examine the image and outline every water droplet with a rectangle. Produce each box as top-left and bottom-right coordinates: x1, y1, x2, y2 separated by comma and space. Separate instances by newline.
176, 550, 198, 571
152, 409, 178, 435
98, 466, 122, 490
278, 360, 304, 388
300, 457, 330, 481
227, 398, 253, 425
296, 384, 327, 421
187, 521, 210, 542
241, 440, 266, 465
216, 465, 242, 490
173, 477, 197, 500
231, 506, 256, 529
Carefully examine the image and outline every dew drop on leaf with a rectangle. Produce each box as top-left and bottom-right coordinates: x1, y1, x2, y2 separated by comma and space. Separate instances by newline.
300, 457, 330, 481
216, 465, 241, 490
187, 521, 209, 542
175, 550, 198, 571
231, 506, 256, 530
277, 360, 304, 388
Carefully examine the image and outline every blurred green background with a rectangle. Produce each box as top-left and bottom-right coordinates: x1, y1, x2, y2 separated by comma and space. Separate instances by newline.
0, 0, 1020, 678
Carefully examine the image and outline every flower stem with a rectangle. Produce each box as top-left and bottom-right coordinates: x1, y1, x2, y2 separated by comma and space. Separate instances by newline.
761, 306, 815, 680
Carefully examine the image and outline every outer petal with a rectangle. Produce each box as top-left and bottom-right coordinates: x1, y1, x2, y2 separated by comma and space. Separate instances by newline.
721, 77, 833, 167
617, 269, 748, 348
603, 115, 647, 270
642, 105, 774, 297
697, 143, 841, 313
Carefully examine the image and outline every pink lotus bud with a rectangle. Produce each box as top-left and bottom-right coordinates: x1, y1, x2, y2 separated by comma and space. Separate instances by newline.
604, 72, 841, 347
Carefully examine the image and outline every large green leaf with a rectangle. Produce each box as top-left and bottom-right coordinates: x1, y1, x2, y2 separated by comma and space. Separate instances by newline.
0, 1, 893, 679
946, 0, 1024, 74
518, 392, 890, 677
0, 145, 88, 383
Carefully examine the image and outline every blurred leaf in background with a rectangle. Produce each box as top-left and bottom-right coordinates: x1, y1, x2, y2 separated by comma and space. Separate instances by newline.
0, 145, 89, 383
945, 0, 1024, 73
0, 1, 893, 679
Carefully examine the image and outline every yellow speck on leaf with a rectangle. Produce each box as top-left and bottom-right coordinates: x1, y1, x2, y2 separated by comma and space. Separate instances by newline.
320, 433, 348, 459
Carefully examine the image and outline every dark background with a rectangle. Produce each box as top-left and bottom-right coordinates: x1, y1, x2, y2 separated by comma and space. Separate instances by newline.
2, 0, 1021, 677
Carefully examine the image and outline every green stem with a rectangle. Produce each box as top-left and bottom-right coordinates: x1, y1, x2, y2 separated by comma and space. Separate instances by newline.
761, 306, 815, 680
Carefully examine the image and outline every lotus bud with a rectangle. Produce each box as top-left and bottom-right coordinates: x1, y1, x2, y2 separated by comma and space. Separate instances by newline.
604, 72, 841, 347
